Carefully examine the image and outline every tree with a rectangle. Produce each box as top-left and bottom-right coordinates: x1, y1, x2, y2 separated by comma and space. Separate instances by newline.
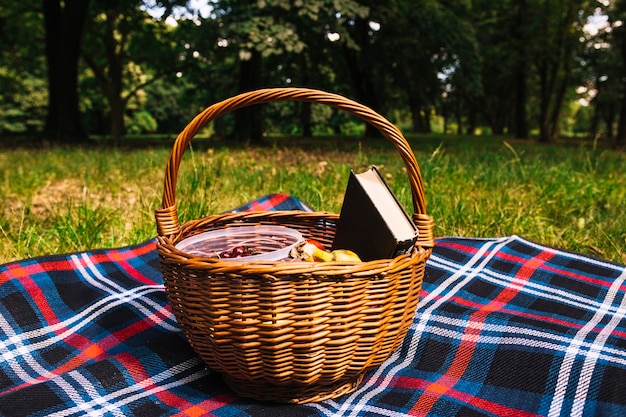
528, 0, 594, 142
81, 0, 189, 140
3, 0, 611, 142
209, 0, 300, 142
470, 0, 594, 141
471, 0, 527, 136
42, 0, 90, 143
512, 0, 530, 139
610, 0, 626, 148
259, 0, 369, 137
208, 0, 373, 141
344, 21, 389, 137
0, 0, 48, 136
378, 0, 480, 135
573, 3, 618, 142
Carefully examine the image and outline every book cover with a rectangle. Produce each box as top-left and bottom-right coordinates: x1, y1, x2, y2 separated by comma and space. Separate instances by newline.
331, 166, 418, 261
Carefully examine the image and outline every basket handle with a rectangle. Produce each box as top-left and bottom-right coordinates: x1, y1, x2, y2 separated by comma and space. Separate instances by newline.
156, 87, 433, 246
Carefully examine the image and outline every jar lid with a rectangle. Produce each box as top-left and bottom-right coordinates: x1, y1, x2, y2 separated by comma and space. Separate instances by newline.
175, 225, 304, 261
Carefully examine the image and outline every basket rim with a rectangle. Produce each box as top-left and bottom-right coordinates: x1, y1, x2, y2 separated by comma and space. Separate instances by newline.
156, 211, 431, 278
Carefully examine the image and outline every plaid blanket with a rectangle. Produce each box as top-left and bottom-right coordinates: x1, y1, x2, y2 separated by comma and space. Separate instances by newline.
1, 194, 625, 417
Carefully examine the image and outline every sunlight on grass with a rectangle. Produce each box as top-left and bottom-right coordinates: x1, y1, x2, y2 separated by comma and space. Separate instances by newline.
1, 136, 625, 264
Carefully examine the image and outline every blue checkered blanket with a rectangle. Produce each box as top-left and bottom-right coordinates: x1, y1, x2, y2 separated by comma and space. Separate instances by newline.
1, 194, 624, 416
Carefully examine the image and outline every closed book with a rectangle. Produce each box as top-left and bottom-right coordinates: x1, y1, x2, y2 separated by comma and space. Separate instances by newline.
331, 166, 418, 261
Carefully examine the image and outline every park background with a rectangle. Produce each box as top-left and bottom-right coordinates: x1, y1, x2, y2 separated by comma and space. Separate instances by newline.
0, 0, 625, 265
3, 0, 626, 144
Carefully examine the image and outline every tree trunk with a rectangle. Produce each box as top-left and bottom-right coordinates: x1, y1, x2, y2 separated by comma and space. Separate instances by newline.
298, 54, 312, 137
615, 25, 626, 148
109, 94, 126, 140
455, 97, 463, 135
408, 90, 431, 134
104, 7, 125, 140
537, 64, 552, 143
410, 107, 431, 134
549, 65, 571, 141
514, 65, 529, 139
342, 19, 380, 138
614, 97, 626, 147
234, 50, 263, 142
513, 0, 529, 139
466, 106, 477, 135
536, 2, 576, 143
605, 103, 616, 140
300, 103, 312, 137
589, 102, 600, 140
42, 0, 89, 144
441, 101, 449, 134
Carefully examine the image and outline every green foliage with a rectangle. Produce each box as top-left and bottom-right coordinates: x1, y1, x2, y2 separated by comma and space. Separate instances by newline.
0, 69, 47, 134
0, 0, 623, 145
0, 0, 47, 135
80, 0, 191, 137
126, 110, 158, 134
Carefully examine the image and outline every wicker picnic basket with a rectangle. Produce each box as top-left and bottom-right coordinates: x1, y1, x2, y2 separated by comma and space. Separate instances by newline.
155, 87, 434, 404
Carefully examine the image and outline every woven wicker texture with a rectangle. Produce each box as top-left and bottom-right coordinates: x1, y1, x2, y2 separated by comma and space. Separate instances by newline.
155, 88, 434, 403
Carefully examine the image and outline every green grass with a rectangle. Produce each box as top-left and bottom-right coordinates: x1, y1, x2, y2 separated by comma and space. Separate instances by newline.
1, 135, 624, 265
